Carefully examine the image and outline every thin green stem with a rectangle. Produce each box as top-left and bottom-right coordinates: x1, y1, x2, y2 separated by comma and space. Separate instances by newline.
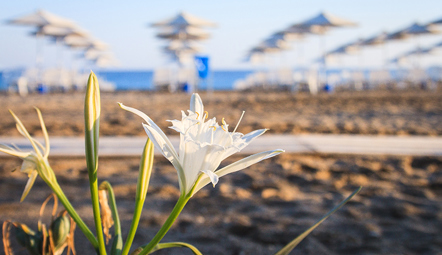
49, 180, 99, 250
137, 195, 190, 255
90, 175, 107, 255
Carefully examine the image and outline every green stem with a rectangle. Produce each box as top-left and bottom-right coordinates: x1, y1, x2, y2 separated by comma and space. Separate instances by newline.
122, 140, 154, 255
137, 195, 190, 255
90, 175, 108, 255
49, 180, 99, 250
121, 200, 144, 255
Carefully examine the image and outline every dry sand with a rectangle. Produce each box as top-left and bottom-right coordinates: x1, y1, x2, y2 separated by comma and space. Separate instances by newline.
0, 90, 442, 254
0, 90, 441, 137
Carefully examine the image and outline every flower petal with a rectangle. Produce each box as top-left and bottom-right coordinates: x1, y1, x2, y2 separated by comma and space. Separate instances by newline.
200, 169, 219, 187
0, 144, 31, 158
119, 103, 179, 158
192, 149, 284, 194
20, 170, 38, 202
190, 93, 204, 120
236, 129, 268, 151
9, 110, 43, 158
35, 107, 50, 158
143, 124, 186, 191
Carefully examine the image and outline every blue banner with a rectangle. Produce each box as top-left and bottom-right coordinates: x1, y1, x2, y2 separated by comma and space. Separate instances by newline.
195, 56, 209, 79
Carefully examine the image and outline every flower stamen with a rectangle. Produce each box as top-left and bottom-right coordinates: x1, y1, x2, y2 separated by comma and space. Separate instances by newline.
221, 118, 228, 132
204, 111, 209, 120
195, 112, 200, 119
233, 111, 245, 133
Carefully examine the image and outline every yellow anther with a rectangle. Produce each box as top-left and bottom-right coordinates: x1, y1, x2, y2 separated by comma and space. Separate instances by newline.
204, 111, 209, 119
221, 118, 228, 131
195, 112, 200, 119
209, 126, 216, 131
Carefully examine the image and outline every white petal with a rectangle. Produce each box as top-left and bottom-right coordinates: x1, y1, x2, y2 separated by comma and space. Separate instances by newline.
200, 169, 219, 187
143, 124, 186, 191
20, 170, 38, 202
0, 144, 31, 158
190, 93, 204, 120
192, 149, 284, 194
119, 103, 179, 159
9, 110, 43, 158
236, 129, 267, 150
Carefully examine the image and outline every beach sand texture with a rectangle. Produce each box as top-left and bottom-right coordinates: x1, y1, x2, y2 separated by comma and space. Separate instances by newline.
0, 90, 441, 254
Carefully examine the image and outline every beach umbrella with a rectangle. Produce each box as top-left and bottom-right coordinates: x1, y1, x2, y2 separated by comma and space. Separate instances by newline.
63, 35, 109, 50
30, 24, 89, 38
6, 10, 78, 77
428, 17, 442, 26
6, 9, 76, 28
152, 11, 216, 28
163, 40, 201, 52
326, 40, 361, 56
361, 32, 388, 46
156, 26, 211, 40
387, 22, 441, 41
387, 23, 441, 67
294, 11, 357, 32
292, 12, 358, 85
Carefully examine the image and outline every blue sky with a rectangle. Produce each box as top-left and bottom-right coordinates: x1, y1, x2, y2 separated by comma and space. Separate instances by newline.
1, 0, 441, 70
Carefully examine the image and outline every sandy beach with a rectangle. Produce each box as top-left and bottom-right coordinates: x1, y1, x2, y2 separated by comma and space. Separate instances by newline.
1, 90, 441, 137
0, 90, 442, 254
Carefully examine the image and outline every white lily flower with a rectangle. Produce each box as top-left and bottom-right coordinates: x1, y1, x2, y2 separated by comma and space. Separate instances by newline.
119, 93, 284, 196
0, 109, 52, 202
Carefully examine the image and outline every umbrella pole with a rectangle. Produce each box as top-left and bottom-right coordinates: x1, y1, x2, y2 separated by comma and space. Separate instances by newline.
322, 35, 327, 88
36, 33, 44, 88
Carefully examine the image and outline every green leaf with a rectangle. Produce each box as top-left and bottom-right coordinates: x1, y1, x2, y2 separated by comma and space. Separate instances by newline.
274, 187, 362, 255
84, 71, 101, 177
148, 242, 202, 255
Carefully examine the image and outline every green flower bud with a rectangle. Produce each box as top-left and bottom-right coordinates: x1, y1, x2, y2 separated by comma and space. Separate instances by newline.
50, 214, 70, 251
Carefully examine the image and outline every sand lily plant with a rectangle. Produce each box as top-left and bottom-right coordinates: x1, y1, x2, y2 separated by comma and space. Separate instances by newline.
2, 72, 360, 255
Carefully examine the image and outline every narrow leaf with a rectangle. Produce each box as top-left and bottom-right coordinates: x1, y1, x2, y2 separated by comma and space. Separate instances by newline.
148, 242, 202, 255
275, 187, 362, 255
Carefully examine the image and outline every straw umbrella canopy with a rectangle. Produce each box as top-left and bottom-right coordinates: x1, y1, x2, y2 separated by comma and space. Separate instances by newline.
152, 11, 217, 28
6, 9, 78, 74
429, 17, 442, 25
164, 40, 201, 52
294, 12, 357, 32
387, 22, 441, 41
6, 9, 76, 28
156, 26, 211, 40
326, 41, 361, 56
63, 35, 109, 50
291, 12, 358, 85
387, 23, 440, 67
31, 24, 89, 38
361, 32, 388, 46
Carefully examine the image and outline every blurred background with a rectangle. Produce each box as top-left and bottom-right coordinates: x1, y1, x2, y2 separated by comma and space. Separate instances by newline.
1, 0, 442, 92
0, 1, 442, 255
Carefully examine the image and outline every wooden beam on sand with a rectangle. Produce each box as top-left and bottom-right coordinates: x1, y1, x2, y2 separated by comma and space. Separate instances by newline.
0, 135, 441, 157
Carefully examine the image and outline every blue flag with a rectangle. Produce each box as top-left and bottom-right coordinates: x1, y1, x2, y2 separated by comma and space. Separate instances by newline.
195, 56, 209, 79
